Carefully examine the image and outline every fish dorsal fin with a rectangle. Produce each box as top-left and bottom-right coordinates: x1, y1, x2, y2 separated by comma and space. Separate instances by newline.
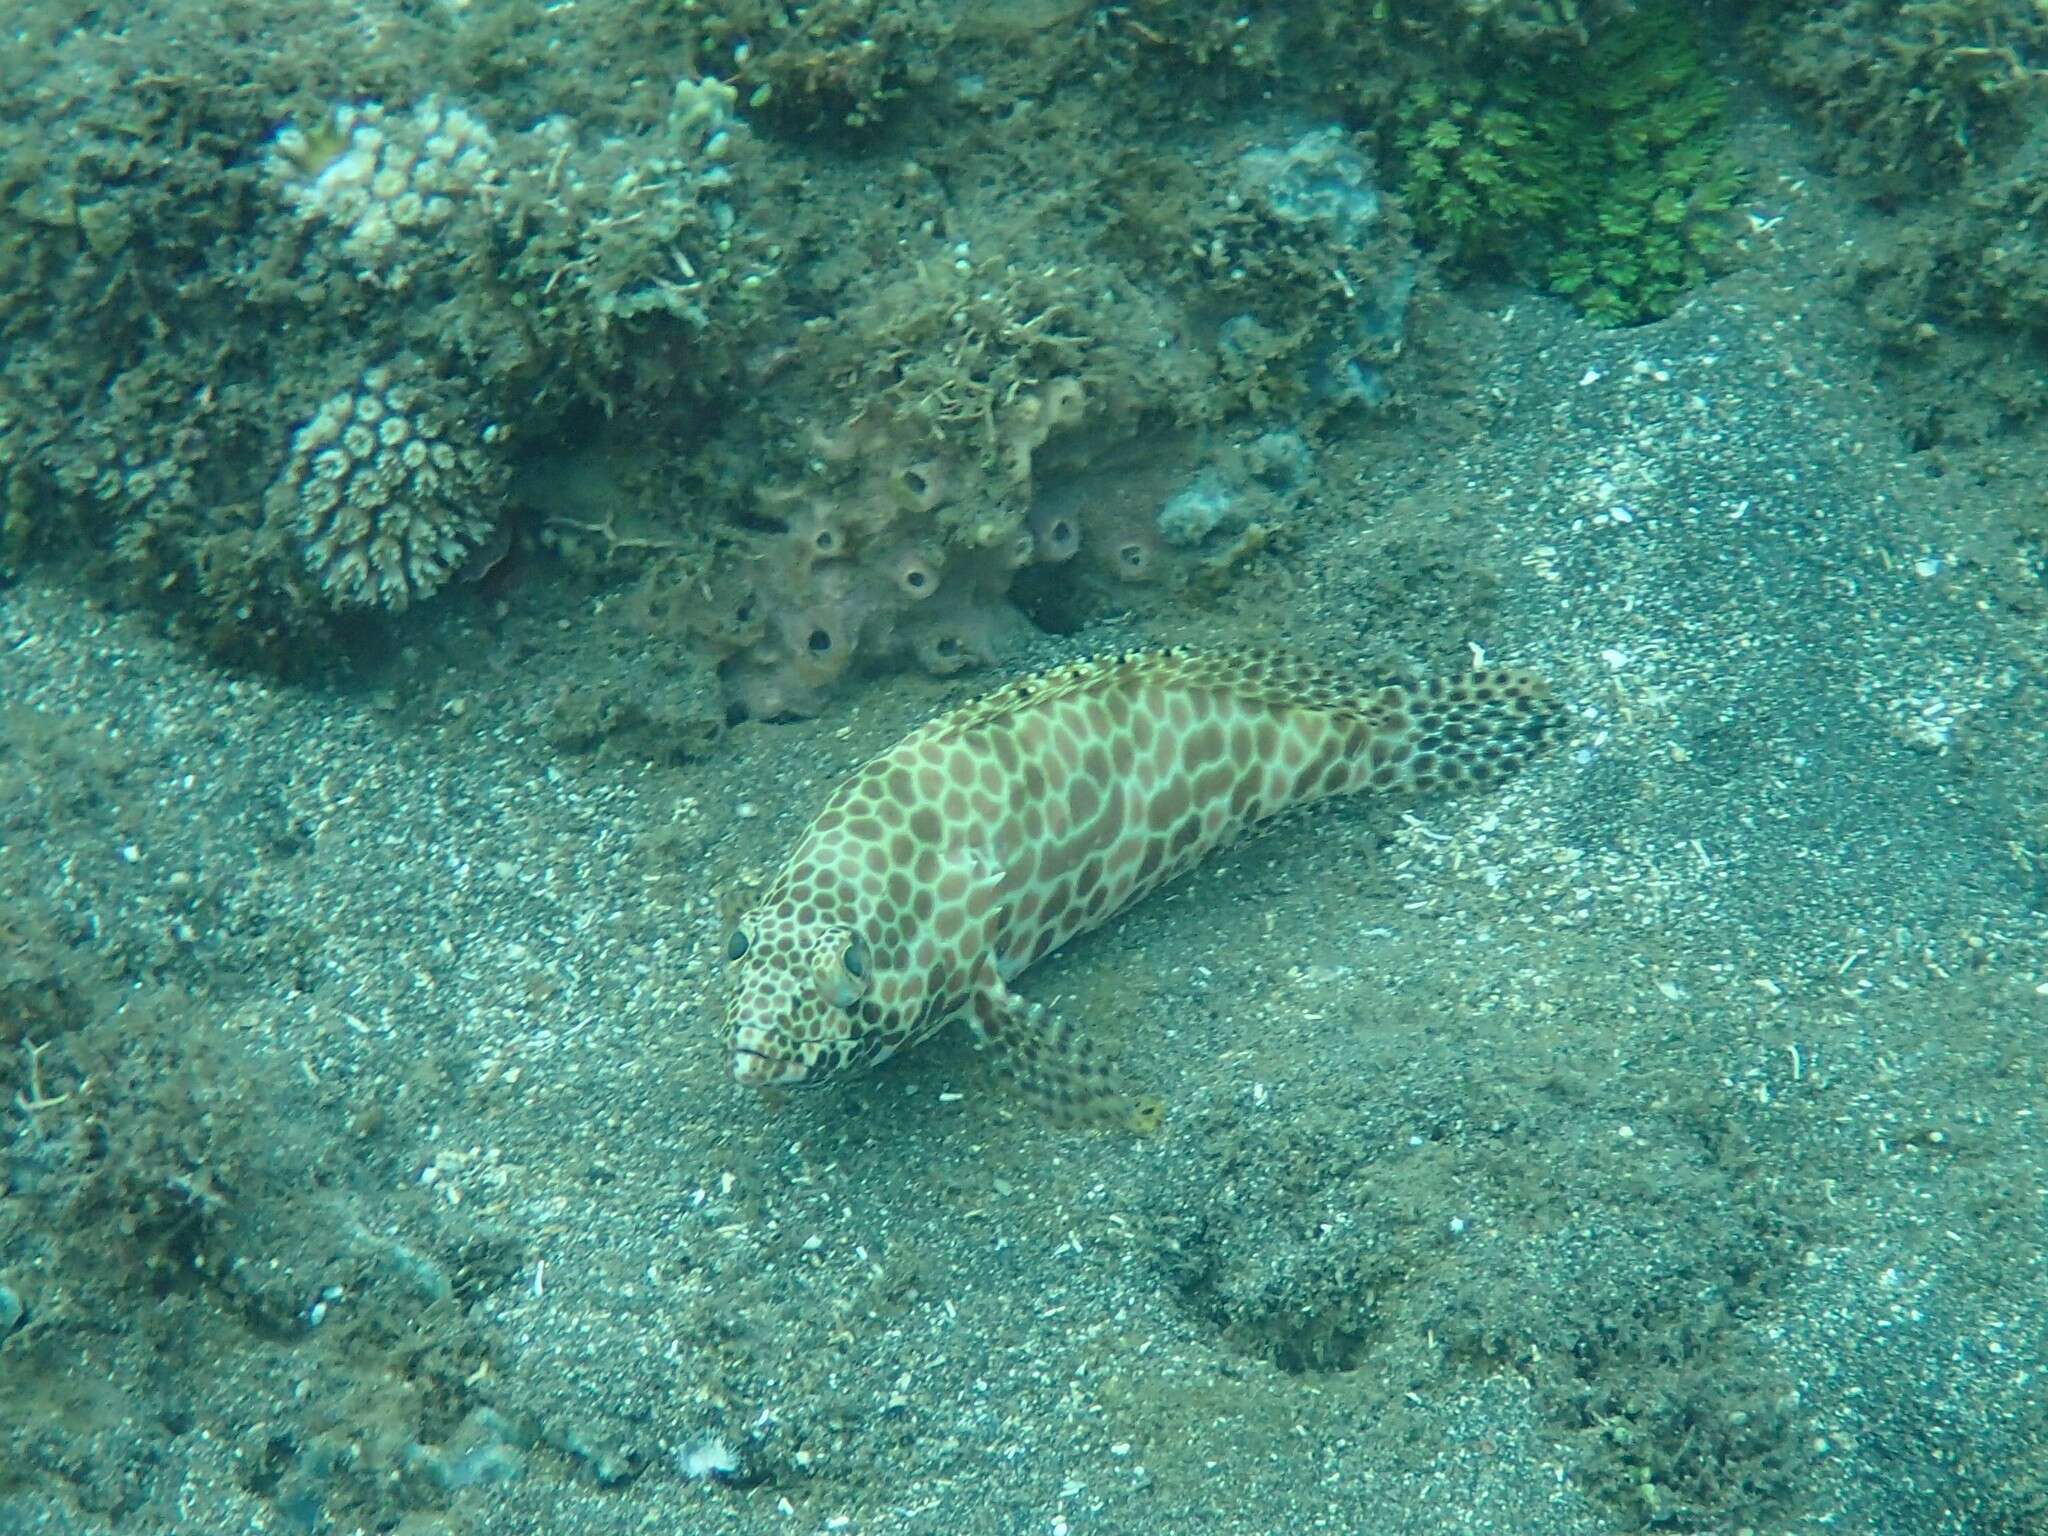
909, 645, 1394, 748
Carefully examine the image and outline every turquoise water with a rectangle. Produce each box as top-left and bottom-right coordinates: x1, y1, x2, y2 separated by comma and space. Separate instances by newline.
2, 3, 2044, 1532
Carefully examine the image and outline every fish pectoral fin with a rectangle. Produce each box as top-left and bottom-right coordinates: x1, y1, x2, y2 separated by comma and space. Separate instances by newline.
965, 963, 1163, 1135
941, 823, 1019, 886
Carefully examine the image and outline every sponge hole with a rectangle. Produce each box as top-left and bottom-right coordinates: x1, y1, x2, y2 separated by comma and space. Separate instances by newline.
896, 461, 946, 512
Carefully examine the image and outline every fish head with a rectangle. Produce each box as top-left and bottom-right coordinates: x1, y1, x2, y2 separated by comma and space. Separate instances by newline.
722, 907, 875, 1087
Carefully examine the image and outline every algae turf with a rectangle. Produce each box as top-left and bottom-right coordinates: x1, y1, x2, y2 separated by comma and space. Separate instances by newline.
1138, 1060, 1810, 1532
1757, 0, 2048, 191
1750, 0, 2048, 452
0, 859, 532, 1530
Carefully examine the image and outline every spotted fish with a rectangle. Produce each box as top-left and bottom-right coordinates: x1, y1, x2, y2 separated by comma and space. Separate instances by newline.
722, 646, 1556, 1127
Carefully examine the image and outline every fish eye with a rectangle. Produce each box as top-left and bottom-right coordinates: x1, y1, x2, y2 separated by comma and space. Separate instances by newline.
842, 941, 864, 978
727, 929, 750, 962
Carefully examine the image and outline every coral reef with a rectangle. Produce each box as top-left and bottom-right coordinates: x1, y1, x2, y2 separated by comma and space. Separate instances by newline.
662, 231, 1169, 717
0, 4, 777, 663
1100, 0, 1635, 89
640, 110, 1427, 716
266, 361, 506, 610
493, 76, 774, 386
3, 0, 1458, 706
691, 0, 920, 132
1157, 429, 1314, 551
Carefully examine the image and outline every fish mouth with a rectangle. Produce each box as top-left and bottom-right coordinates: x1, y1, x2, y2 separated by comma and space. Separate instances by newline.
730, 1047, 784, 1086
